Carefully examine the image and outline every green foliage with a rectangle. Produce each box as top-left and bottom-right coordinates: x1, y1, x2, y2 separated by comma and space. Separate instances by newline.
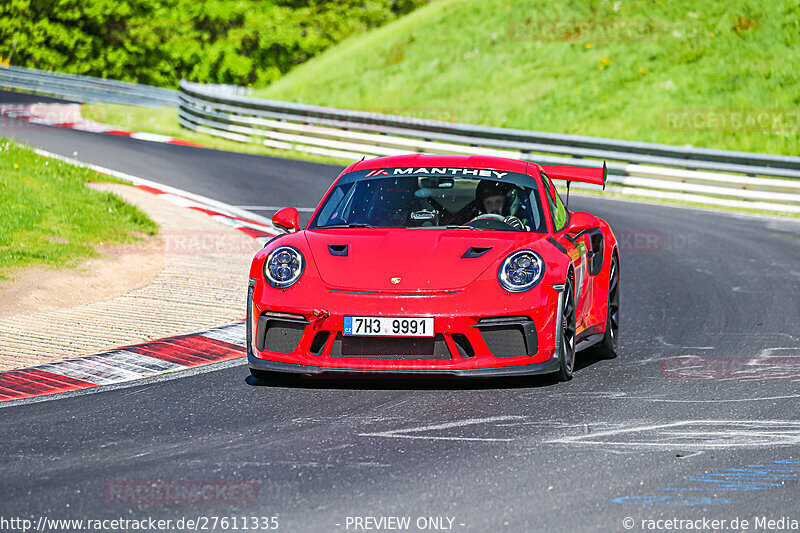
0, 0, 427, 87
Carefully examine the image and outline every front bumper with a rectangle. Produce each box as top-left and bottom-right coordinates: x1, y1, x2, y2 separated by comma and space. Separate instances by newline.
248, 352, 562, 377
247, 277, 563, 376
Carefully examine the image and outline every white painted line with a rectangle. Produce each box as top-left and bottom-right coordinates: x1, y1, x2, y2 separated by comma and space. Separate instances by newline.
549, 420, 800, 449
31, 148, 278, 232
359, 415, 525, 442
130, 132, 174, 143
209, 214, 261, 231
630, 394, 800, 403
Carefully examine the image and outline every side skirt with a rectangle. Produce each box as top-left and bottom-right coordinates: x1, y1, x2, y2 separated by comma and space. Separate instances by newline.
575, 324, 604, 352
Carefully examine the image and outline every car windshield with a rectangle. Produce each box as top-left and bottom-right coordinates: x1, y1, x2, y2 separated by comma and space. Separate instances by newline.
311, 170, 547, 232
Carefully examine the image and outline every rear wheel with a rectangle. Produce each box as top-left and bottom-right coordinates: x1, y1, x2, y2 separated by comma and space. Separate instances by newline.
590, 253, 620, 359
554, 275, 577, 382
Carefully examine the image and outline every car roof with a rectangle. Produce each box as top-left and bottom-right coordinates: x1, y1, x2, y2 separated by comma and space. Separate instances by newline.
350, 154, 532, 175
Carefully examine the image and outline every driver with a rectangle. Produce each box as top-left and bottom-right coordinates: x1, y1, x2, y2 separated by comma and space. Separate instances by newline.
472, 179, 529, 230
475, 180, 514, 216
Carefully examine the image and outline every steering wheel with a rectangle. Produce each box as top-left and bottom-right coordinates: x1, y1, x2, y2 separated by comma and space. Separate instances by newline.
469, 213, 505, 223
502, 215, 525, 229
468, 213, 525, 230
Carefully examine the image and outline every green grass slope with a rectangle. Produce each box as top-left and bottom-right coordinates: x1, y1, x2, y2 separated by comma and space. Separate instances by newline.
0, 140, 158, 279
256, 0, 800, 155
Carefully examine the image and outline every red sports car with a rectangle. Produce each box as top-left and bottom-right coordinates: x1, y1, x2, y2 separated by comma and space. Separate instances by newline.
247, 154, 619, 381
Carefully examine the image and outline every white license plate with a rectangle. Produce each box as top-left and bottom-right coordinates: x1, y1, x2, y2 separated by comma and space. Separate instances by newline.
343, 316, 434, 337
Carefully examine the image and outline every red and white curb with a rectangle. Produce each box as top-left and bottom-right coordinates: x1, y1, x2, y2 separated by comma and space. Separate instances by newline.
0, 322, 246, 401
0, 149, 283, 402
34, 148, 280, 245
1, 103, 204, 147
133, 183, 277, 243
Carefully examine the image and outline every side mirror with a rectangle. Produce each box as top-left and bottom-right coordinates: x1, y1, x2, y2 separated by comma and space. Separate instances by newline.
568, 210, 596, 231
272, 207, 300, 233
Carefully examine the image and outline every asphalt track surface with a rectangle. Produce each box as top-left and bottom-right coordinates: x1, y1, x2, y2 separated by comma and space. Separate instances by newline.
2, 90, 800, 532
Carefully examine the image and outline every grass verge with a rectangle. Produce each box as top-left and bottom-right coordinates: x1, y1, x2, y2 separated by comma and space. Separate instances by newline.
255, 0, 800, 157
0, 139, 159, 279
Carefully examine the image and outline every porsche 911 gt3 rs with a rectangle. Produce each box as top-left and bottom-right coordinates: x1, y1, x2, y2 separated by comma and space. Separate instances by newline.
247, 154, 619, 381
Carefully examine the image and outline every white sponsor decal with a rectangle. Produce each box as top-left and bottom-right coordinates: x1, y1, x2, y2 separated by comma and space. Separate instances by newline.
388, 167, 509, 179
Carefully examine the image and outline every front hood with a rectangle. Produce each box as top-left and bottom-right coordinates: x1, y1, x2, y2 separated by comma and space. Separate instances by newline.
304, 229, 545, 291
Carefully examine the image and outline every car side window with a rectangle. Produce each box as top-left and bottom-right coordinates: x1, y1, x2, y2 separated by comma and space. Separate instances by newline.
540, 172, 568, 231
316, 183, 350, 225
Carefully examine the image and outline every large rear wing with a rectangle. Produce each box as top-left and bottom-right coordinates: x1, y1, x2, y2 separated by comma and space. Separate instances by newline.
540, 162, 607, 189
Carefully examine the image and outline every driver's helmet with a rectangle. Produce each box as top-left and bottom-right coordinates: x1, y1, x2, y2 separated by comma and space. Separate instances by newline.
475, 180, 521, 217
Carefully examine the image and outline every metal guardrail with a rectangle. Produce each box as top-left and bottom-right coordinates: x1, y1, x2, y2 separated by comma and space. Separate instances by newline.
178, 81, 800, 214
0, 65, 177, 106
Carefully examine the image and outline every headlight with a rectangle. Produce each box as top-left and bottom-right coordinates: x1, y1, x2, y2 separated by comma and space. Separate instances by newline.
264, 246, 304, 288
498, 250, 544, 292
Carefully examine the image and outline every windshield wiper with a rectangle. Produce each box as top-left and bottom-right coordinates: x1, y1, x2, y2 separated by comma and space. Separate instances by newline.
445, 225, 478, 230
319, 223, 374, 228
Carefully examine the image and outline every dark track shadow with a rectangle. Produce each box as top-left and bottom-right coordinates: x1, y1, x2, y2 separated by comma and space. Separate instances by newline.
242, 336, 620, 391
244, 342, 616, 390
574, 348, 613, 372
245, 373, 555, 390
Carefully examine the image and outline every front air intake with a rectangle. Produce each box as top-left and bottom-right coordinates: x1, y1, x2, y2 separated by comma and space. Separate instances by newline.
479, 326, 528, 357
256, 315, 308, 353
476, 316, 538, 357
330, 333, 451, 360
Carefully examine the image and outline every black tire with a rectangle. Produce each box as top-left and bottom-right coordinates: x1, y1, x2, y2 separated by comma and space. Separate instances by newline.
590, 253, 620, 359
554, 274, 577, 382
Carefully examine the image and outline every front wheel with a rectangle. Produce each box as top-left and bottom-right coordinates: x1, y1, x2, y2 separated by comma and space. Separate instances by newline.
554, 275, 577, 382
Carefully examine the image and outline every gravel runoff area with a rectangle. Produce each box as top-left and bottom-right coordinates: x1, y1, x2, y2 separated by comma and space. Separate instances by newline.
0, 183, 262, 371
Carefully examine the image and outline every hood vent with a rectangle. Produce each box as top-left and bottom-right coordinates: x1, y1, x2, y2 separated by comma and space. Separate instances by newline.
462, 246, 492, 259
